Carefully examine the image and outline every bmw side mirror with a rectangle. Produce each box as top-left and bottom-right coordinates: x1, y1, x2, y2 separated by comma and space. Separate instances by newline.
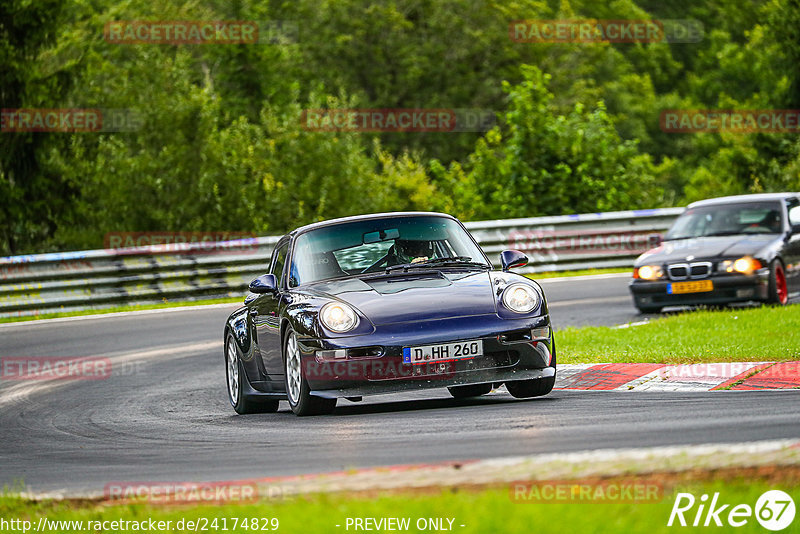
249, 273, 278, 294
647, 233, 663, 247
500, 250, 528, 272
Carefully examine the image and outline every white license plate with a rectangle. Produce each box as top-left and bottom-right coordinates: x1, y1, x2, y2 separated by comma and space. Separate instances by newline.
402, 340, 483, 365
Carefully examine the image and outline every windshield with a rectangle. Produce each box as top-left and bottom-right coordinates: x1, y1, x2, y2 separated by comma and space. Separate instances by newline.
288, 216, 488, 286
665, 202, 784, 240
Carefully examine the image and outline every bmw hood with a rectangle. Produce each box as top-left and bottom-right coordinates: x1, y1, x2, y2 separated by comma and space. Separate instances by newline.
304, 271, 497, 325
637, 235, 779, 264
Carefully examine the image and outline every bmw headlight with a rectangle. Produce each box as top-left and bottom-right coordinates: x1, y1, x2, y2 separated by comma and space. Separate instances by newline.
720, 256, 762, 275
634, 265, 664, 280
502, 283, 539, 313
319, 302, 358, 333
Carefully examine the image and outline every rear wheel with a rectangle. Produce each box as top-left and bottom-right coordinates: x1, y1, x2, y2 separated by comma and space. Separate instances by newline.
447, 383, 492, 399
225, 334, 279, 414
505, 354, 557, 399
767, 259, 789, 306
284, 329, 337, 416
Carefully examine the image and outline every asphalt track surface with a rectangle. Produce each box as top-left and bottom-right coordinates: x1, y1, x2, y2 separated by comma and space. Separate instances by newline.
1, 273, 798, 494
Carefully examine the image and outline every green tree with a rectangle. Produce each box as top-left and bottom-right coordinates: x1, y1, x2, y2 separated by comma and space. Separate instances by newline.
439, 65, 663, 219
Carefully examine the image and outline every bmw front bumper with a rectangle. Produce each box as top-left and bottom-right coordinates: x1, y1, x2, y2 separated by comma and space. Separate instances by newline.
629, 271, 770, 309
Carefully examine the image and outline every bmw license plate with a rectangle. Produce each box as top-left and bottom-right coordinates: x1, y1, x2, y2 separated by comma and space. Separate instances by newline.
668, 280, 714, 294
403, 340, 483, 365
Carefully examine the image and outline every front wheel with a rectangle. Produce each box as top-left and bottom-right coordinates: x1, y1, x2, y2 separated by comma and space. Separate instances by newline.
767, 259, 789, 306
284, 329, 337, 416
505, 354, 557, 399
225, 334, 279, 414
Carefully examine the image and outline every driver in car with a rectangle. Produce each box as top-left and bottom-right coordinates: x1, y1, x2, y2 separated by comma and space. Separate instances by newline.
389, 239, 435, 265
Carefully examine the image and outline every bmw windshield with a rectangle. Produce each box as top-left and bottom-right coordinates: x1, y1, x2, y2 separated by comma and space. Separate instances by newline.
288, 216, 489, 286
665, 202, 784, 240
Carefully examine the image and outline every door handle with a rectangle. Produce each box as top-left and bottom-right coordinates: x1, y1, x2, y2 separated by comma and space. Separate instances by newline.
249, 309, 259, 316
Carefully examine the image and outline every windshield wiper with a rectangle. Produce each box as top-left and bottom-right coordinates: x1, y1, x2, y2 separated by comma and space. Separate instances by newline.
384, 257, 489, 273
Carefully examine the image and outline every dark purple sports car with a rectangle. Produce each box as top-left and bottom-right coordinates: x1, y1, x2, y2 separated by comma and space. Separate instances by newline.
224, 212, 556, 415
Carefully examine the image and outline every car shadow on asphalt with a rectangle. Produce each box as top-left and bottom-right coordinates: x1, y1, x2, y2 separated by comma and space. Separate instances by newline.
316, 394, 559, 417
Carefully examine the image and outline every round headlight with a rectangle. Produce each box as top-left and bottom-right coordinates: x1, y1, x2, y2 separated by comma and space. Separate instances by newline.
721, 256, 762, 275
502, 283, 539, 313
636, 265, 663, 280
319, 302, 358, 333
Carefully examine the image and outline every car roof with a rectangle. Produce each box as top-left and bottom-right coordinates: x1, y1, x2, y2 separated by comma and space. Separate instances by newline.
289, 211, 458, 236
688, 192, 800, 208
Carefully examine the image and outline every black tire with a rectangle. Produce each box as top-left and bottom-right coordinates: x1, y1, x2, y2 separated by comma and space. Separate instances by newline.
283, 328, 337, 416
767, 259, 789, 306
447, 383, 492, 399
505, 354, 557, 399
225, 334, 279, 415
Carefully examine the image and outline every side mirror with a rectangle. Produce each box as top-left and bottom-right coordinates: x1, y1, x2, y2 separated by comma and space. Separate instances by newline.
789, 206, 800, 232
248, 273, 278, 294
500, 250, 528, 272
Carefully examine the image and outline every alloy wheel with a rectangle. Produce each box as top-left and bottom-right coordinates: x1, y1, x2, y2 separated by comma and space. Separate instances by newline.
226, 338, 240, 405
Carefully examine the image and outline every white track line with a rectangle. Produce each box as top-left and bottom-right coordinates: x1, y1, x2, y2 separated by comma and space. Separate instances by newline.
0, 341, 222, 408
0, 303, 240, 329
22, 438, 800, 500
535, 272, 631, 283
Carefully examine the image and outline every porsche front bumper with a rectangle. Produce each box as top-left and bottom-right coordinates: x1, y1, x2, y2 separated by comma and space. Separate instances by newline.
296, 313, 555, 398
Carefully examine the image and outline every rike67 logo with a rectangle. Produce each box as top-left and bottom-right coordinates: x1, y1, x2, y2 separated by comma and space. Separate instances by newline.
668, 490, 795, 531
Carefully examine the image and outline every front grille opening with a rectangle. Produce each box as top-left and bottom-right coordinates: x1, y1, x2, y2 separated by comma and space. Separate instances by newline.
668, 265, 688, 279
690, 264, 710, 277
499, 330, 532, 343
347, 346, 383, 359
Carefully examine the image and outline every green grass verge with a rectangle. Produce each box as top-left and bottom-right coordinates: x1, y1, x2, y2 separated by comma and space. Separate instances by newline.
525, 267, 629, 279
559, 304, 800, 364
1, 478, 795, 533
0, 297, 242, 324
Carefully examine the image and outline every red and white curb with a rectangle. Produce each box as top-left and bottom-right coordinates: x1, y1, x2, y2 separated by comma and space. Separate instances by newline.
556, 362, 800, 391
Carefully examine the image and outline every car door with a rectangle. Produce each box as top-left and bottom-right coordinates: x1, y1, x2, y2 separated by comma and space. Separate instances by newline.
784, 196, 800, 293
252, 239, 290, 384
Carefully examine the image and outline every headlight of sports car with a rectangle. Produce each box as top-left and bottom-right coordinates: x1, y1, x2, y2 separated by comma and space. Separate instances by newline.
319, 302, 358, 333
502, 283, 539, 313
634, 265, 664, 280
720, 256, 762, 275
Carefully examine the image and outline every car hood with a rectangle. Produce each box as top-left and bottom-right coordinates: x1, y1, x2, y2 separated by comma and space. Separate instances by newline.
303, 270, 497, 325
637, 234, 779, 264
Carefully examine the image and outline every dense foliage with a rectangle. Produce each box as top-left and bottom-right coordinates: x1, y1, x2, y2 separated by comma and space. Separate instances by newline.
2, 0, 799, 254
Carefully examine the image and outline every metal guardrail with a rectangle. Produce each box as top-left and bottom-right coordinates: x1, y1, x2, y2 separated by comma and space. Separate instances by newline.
0, 208, 683, 318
